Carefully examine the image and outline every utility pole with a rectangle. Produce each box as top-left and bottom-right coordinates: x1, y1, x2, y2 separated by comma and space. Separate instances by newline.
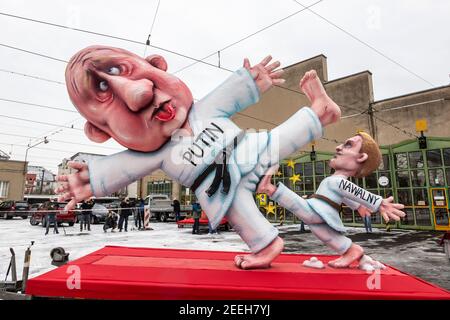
39, 168, 45, 194
367, 103, 377, 141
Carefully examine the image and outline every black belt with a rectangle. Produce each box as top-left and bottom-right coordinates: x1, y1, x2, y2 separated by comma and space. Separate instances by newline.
191, 132, 245, 197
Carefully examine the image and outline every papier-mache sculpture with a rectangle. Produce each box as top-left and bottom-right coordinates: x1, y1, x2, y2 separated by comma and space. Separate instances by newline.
257, 122, 406, 269
57, 45, 341, 269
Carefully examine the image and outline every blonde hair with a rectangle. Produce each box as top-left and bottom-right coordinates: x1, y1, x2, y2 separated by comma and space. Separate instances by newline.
355, 131, 381, 178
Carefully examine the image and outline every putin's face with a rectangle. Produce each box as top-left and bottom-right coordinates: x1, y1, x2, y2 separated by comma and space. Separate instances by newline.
66, 46, 193, 151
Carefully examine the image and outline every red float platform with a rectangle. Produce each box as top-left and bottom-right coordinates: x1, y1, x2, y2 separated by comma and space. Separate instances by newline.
26, 246, 450, 300
177, 217, 229, 228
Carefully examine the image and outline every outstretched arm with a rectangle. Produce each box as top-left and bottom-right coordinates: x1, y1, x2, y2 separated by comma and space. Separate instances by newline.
333, 177, 405, 222
56, 149, 164, 210
192, 56, 284, 120
379, 196, 405, 223
56, 161, 92, 210
333, 177, 383, 212
243, 56, 285, 95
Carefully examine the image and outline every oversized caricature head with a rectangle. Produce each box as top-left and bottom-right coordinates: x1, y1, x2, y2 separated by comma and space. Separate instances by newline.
330, 131, 381, 178
65, 45, 194, 152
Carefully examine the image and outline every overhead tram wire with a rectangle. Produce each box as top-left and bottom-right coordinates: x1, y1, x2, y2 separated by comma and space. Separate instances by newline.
0, 68, 65, 85
0, 132, 123, 151
0, 12, 222, 70
370, 113, 418, 139
0, 69, 86, 143
0, 114, 83, 131
0, 10, 316, 98
143, 0, 161, 57
291, 0, 436, 88
0, 43, 68, 63
172, 0, 324, 75
0, 141, 105, 154
0, 97, 77, 113
0, 141, 125, 158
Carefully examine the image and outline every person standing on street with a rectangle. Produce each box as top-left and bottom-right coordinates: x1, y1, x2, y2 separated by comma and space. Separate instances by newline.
192, 202, 201, 235
363, 212, 373, 233
118, 197, 131, 232
80, 199, 93, 232
172, 198, 181, 222
137, 198, 145, 230
45, 202, 59, 235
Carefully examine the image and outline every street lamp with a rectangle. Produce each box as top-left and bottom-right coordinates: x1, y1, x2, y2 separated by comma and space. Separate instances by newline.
23, 137, 49, 197
24, 137, 49, 172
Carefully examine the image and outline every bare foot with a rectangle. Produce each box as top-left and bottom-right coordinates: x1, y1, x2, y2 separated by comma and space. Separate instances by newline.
299, 70, 341, 126
328, 243, 364, 268
358, 255, 386, 271
300, 70, 325, 102
234, 236, 284, 269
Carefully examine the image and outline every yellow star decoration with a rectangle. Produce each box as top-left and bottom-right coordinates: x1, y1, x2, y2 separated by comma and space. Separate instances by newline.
276, 170, 282, 177
264, 203, 276, 215
287, 159, 295, 169
289, 174, 301, 184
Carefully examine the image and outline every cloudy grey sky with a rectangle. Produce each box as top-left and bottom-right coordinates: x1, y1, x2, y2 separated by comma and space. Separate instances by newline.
0, 0, 449, 174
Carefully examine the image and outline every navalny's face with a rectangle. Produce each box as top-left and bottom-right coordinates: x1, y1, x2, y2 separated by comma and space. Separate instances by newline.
330, 135, 366, 173
65, 46, 194, 152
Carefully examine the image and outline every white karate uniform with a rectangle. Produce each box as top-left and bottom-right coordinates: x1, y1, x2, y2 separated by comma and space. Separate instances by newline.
272, 176, 382, 254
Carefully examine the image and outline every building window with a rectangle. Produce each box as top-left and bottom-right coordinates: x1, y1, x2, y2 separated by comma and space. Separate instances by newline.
0, 181, 9, 198
402, 208, 415, 225
413, 188, 429, 206
415, 208, 432, 226
147, 180, 172, 198
283, 164, 293, 177
300, 176, 311, 191
426, 149, 442, 168
429, 168, 445, 187
396, 171, 410, 188
395, 153, 408, 170
410, 170, 426, 187
315, 161, 325, 175
181, 187, 197, 205
294, 163, 303, 176
365, 172, 378, 189
444, 148, 450, 167
393, 149, 450, 228
304, 162, 313, 176
379, 154, 390, 171
409, 151, 424, 169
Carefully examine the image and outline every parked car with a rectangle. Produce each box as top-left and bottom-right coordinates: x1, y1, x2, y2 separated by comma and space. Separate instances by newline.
0, 200, 31, 219
29, 201, 76, 227
144, 194, 192, 222
104, 200, 121, 214
90, 203, 109, 224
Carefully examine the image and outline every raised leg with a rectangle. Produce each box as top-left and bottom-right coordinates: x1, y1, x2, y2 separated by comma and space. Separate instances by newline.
226, 184, 283, 269
300, 70, 341, 127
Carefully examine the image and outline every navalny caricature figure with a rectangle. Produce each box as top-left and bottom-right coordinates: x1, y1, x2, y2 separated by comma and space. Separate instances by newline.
57, 45, 341, 270
257, 130, 406, 269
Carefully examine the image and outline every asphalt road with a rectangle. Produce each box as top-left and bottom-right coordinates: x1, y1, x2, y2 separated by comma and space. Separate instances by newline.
279, 225, 450, 291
